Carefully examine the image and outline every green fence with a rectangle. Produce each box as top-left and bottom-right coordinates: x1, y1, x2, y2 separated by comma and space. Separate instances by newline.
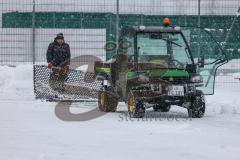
3, 12, 240, 60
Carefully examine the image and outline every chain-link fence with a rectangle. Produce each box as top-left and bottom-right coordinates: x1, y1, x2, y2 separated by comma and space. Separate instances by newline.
0, 0, 240, 88
1, 0, 117, 64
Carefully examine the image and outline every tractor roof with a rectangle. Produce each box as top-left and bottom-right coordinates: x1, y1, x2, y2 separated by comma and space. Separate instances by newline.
123, 26, 182, 33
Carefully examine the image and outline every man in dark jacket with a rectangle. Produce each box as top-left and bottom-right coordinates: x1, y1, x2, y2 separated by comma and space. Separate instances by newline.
47, 33, 71, 92
47, 33, 71, 70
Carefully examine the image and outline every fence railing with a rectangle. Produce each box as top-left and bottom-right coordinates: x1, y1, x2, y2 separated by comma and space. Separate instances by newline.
0, 0, 240, 87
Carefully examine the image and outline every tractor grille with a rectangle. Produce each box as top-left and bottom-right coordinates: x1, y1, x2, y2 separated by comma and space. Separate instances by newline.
163, 77, 189, 84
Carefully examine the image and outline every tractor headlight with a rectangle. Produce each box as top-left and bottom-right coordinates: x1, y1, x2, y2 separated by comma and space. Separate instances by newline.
190, 75, 203, 83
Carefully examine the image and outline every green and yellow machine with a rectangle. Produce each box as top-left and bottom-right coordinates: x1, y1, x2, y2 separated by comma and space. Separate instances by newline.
95, 19, 227, 118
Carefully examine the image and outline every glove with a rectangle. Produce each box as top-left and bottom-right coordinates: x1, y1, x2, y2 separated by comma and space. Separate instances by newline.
64, 65, 70, 73
47, 63, 53, 69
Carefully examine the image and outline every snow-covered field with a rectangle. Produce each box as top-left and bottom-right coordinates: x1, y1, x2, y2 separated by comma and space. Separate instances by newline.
0, 64, 240, 160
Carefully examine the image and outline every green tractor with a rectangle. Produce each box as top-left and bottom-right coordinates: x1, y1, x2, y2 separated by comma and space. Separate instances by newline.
95, 21, 227, 118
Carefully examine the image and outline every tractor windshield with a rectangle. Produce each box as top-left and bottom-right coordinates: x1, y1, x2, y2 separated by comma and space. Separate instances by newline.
136, 32, 193, 68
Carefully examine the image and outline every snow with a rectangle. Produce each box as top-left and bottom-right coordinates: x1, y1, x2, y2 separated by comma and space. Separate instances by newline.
219, 59, 240, 69
236, 11, 240, 17
0, 64, 240, 160
0, 64, 34, 101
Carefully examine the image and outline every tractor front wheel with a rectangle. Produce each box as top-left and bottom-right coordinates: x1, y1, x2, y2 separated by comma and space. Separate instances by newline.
127, 93, 145, 118
188, 90, 205, 118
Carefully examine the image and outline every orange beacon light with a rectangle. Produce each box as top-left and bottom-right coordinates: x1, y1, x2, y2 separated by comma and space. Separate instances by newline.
163, 18, 170, 26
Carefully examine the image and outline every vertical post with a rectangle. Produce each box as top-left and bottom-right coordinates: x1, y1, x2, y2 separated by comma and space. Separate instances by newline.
198, 0, 201, 28
32, 0, 36, 96
32, 0, 36, 64
141, 14, 144, 25
197, 0, 201, 58
184, 15, 187, 26
116, 0, 119, 47
152, 0, 155, 15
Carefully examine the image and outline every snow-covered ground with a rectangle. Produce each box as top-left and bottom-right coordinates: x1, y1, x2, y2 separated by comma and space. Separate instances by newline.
0, 64, 240, 160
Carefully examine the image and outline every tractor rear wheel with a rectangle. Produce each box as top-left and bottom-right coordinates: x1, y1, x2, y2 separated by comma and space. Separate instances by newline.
98, 90, 118, 112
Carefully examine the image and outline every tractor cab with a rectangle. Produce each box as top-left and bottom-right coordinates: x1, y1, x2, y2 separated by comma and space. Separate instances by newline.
120, 26, 193, 70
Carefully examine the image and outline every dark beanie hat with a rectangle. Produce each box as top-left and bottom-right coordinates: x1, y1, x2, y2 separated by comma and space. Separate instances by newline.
56, 33, 64, 39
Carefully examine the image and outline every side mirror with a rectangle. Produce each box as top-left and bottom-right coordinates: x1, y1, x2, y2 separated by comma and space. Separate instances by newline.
198, 56, 205, 68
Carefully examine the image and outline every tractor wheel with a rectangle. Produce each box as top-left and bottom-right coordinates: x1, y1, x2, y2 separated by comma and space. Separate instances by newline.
188, 90, 205, 118
127, 93, 145, 118
98, 90, 118, 112
153, 104, 171, 112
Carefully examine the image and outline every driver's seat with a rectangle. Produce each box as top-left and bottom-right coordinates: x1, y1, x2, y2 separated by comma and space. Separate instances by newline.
148, 55, 170, 68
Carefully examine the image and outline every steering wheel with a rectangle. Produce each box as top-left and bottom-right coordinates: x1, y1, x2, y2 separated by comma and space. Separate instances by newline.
128, 55, 134, 62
